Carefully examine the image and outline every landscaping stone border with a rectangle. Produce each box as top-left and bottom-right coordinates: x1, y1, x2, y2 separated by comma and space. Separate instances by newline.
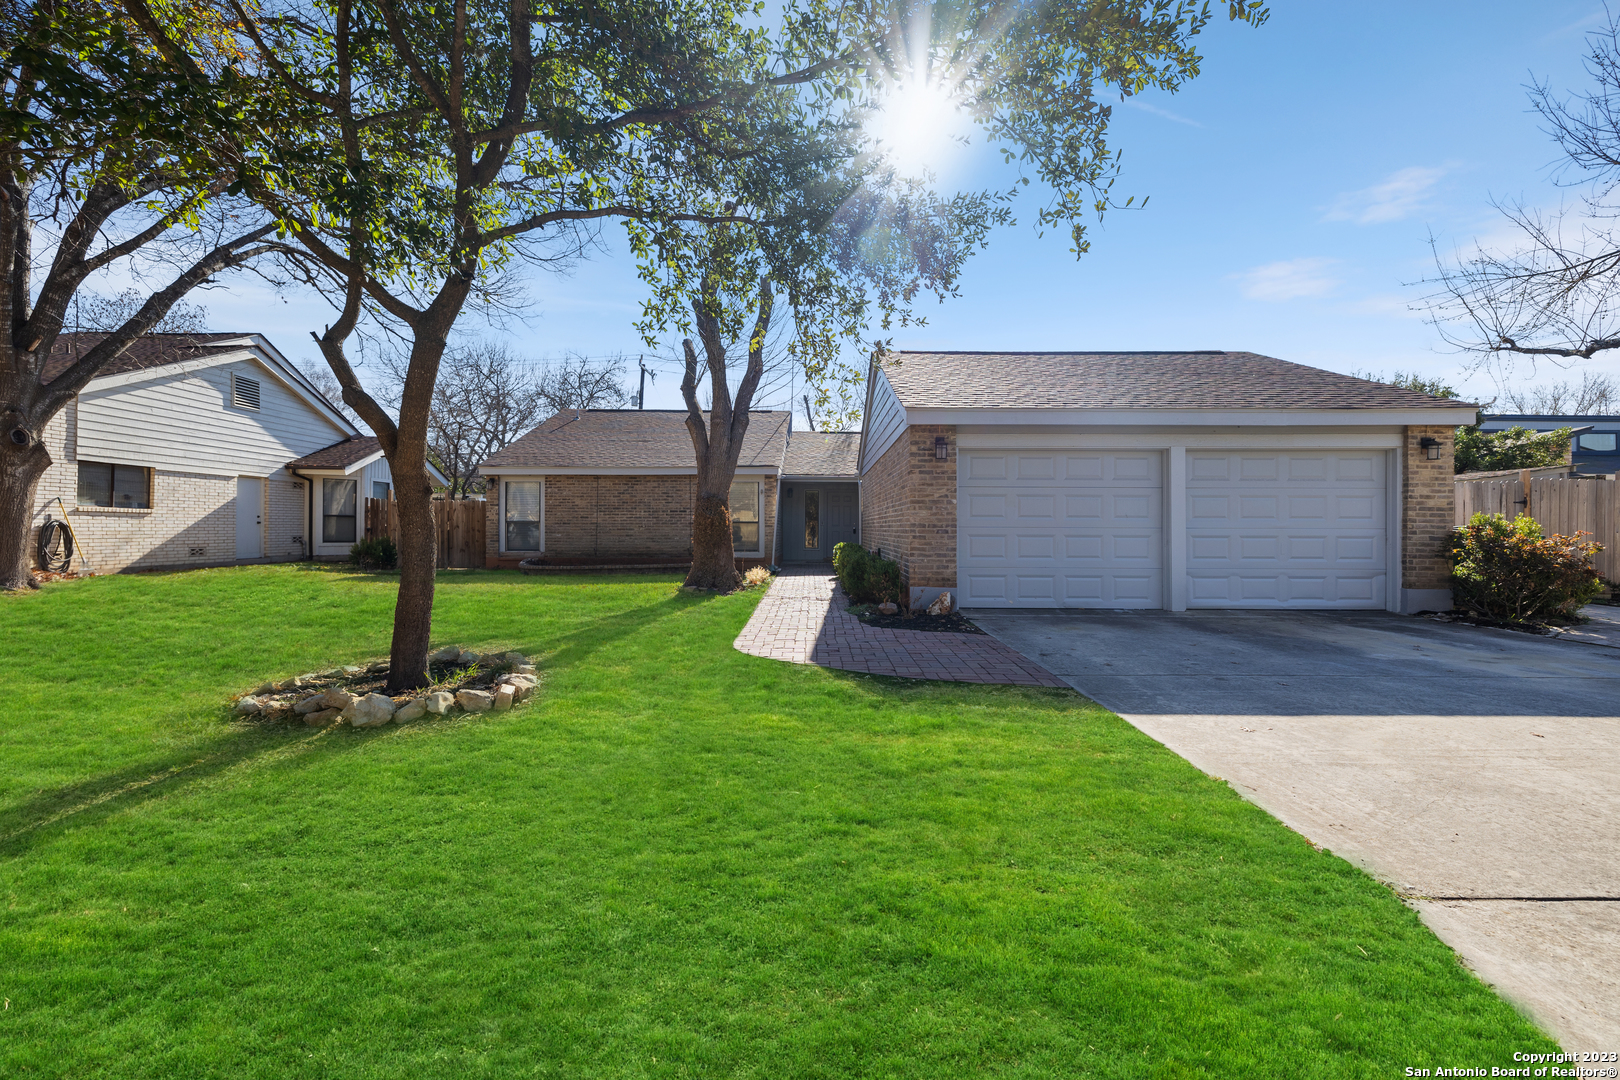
231, 646, 539, 727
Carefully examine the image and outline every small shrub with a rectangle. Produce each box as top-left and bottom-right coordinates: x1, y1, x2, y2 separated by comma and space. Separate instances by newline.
831, 542, 900, 604
743, 566, 772, 587
1445, 512, 1603, 622
349, 536, 399, 570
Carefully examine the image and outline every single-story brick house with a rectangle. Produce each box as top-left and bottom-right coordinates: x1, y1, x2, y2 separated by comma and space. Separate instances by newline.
31, 332, 395, 574
857, 351, 1479, 614
478, 410, 864, 568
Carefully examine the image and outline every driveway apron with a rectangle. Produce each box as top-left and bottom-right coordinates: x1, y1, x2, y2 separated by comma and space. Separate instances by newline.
968, 606, 1620, 1052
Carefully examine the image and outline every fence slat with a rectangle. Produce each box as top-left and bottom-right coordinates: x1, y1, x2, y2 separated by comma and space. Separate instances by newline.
1457, 474, 1618, 583
363, 496, 486, 568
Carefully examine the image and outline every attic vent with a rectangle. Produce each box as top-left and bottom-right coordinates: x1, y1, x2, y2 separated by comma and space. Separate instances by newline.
232, 373, 261, 411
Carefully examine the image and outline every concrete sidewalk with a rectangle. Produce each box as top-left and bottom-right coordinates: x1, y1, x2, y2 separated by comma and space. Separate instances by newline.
968, 607, 1620, 1051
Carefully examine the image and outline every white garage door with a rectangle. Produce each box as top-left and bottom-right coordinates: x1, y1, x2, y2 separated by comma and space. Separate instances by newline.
959, 450, 1163, 607
1186, 450, 1388, 609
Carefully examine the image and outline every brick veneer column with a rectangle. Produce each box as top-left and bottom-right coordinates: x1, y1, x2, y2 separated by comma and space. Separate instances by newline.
859, 424, 957, 596
1401, 424, 1456, 612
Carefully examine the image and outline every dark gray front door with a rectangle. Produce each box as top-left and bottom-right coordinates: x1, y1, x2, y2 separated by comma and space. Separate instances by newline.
782, 482, 858, 562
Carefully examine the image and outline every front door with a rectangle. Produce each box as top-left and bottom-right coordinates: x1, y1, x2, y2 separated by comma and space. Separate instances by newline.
236, 477, 264, 560
824, 487, 857, 553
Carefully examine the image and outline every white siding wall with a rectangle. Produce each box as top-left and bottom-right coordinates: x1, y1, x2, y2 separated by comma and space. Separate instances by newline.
76, 354, 349, 476
860, 368, 907, 474
30, 348, 355, 573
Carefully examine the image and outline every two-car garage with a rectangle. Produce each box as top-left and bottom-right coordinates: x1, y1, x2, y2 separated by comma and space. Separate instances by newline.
859, 350, 1479, 616
957, 445, 1393, 610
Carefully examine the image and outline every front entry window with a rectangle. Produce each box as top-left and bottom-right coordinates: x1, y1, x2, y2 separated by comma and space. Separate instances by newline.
730, 480, 760, 552
323, 478, 357, 543
803, 489, 820, 550
505, 481, 540, 551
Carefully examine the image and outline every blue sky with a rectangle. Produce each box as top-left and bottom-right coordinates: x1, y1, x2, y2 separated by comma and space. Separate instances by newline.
199, 1, 1620, 423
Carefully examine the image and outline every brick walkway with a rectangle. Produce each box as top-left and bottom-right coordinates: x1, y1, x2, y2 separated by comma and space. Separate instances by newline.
734, 567, 1066, 687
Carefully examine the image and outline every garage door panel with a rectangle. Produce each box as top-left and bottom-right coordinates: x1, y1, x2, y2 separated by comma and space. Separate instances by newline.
961, 450, 1163, 609
969, 455, 1008, 479
1186, 450, 1388, 610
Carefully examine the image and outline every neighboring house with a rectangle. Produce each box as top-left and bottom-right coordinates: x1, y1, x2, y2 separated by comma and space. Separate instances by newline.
31, 332, 380, 573
858, 351, 1480, 614
285, 436, 449, 560
478, 410, 862, 568
1477, 414, 1618, 474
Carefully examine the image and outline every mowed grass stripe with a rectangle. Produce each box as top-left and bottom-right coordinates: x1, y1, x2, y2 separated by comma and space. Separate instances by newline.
0, 565, 1552, 1078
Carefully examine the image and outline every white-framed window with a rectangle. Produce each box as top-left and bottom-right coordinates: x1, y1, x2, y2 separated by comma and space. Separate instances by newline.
230, 372, 262, 411
322, 478, 357, 543
77, 461, 151, 508
730, 479, 760, 553
372, 481, 391, 500
504, 480, 541, 552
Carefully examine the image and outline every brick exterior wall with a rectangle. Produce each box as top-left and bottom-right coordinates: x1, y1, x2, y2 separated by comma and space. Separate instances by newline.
28, 400, 310, 573
482, 473, 777, 568
1402, 424, 1456, 593
858, 424, 957, 590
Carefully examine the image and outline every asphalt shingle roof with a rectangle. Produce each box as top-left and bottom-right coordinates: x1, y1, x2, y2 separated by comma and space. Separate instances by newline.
483, 410, 791, 470
286, 436, 382, 470
41, 332, 255, 384
882, 351, 1478, 410
782, 431, 860, 477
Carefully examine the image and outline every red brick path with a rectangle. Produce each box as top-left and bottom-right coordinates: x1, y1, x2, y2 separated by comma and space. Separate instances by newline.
734, 567, 1066, 687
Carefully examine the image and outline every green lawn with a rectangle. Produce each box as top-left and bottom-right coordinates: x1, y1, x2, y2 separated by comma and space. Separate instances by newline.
0, 565, 1551, 1077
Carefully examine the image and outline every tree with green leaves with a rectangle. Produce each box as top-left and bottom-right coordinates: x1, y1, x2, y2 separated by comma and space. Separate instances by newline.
130, 0, 1267, 673
1455, 425, 1573, 475
0, 0, 279, 590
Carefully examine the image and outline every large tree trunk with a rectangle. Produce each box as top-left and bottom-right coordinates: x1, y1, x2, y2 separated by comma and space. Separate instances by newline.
687, 490, 742, 591
0, 436, 51, 590
681, 275, 772, 592
387, 459, 437, 691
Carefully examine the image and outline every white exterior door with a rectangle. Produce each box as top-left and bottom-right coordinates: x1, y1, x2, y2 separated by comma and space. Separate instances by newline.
1185, 450, 1387, 608
235, 476, 264, 560
958, 450, 1164, 607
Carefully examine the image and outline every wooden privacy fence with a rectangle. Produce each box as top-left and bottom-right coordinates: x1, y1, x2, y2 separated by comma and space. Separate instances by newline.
1455, 471, 1620, 581
364, 497, 486, 568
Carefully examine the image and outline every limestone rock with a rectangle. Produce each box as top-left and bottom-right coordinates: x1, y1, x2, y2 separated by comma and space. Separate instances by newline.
457, 648, 482, 665
395, 699, 428, 723
878, 601, 898, 615
304, 707, 342, 727
456, 689, 493, 713
294, 694, 326, 715
503, 651, 526, 663
344, 692, 397, 728
424, 691, 455, 715
253, 681, 277, 696
233, 697, 264, 717
514, 663, 537, 675
428, 646, 461, 664
492, 684, 515, 712
926, 591, 954, 616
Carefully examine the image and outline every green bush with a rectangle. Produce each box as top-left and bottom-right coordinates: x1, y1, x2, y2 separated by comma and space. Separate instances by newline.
831, 542, 900, 604
1454, 425, 1571, 474
349, 536, 399, 570
1445, 512, 1603, 622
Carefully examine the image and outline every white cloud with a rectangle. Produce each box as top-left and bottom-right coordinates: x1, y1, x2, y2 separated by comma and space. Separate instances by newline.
1234, 257, 1342, 302
1121, 98, 1203, 128
1325, 166, 1448, 225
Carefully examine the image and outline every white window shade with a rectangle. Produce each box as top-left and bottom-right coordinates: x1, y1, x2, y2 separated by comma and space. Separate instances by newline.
505, 481, 541, 551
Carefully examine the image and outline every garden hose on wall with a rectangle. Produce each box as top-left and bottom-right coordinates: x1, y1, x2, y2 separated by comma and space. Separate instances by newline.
36, 516, 74, 573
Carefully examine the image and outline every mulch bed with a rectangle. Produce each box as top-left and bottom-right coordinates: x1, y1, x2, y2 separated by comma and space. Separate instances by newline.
847, 603, 986, 635
1419, 611, 1581, 636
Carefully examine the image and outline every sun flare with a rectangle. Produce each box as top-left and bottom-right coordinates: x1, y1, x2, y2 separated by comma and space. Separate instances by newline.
865, 77, 968, 181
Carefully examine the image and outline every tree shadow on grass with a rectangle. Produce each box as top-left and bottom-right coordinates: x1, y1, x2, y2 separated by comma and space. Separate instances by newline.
0, 582, 726, 860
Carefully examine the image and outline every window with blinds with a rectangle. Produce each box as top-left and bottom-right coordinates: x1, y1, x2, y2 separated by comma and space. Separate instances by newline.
504, 481, 541, 551
231, 373, 262, 410
729, 480, 760, 553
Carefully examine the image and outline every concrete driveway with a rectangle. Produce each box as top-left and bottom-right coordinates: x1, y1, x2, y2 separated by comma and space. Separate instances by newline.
967, 606, 1620, 1051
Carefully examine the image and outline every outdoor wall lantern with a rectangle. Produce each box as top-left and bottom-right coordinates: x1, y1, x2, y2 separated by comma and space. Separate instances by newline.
934, 436, 948, 460
785, 486, 794, 498
1419, 436, 1441, 460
